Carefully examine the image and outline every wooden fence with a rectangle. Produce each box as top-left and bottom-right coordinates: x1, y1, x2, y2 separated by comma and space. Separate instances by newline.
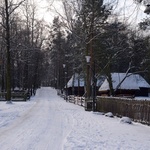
96, 96, 150, 125
67, 95, 85, 107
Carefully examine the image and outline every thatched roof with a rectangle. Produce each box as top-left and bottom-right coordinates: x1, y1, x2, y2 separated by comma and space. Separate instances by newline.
99, 73, 150, 91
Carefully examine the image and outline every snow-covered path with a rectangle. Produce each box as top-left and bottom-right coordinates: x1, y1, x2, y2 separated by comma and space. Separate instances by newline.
0, 87, 150, 150
0, 87, 74, 150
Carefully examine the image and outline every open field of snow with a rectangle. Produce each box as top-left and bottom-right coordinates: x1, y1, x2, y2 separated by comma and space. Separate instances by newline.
0, 87, 150, 150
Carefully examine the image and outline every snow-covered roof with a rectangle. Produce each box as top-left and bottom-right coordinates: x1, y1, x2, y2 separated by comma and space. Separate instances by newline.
67, 73, 84, 88
99, 73, 150, 91
67, 73, 105, 88
14, 87, 20, 91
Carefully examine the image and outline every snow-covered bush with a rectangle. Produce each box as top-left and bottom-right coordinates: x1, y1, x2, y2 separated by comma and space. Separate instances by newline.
120, 117, 132, 124
105, 112, 114, 117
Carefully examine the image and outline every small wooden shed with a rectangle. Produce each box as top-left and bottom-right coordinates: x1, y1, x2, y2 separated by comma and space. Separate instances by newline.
67, 73, 85, 96
66, 73, 105, 96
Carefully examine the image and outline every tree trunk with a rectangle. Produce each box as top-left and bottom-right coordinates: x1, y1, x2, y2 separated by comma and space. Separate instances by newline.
106, 64, 114, 96
5, 0, 11, 101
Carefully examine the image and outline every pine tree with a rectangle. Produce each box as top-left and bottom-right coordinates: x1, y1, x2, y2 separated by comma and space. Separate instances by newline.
76, 0, 111, 97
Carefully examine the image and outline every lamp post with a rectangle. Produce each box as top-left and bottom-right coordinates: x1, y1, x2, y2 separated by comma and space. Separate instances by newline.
85, 56, 91, 99
63, 64, 67, 100
85, 55, 96, 111
54, 78, 57, 89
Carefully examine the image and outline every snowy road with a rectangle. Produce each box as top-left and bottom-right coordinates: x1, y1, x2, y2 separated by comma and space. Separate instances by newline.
0, 87, 74, 150
0, 87, 150, 150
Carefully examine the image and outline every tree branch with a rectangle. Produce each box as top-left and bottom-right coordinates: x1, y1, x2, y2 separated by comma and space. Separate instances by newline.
9, 0, 26, 15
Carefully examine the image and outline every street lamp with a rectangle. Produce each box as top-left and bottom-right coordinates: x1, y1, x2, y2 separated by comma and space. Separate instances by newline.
85, 56, 91, 63
85, 55, 96, 111
63, 64, 67, 100
63, 64, 66, 69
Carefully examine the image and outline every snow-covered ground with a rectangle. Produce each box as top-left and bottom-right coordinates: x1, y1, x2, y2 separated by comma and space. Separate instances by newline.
134, 96, 150, 101
0, 87, 150, 150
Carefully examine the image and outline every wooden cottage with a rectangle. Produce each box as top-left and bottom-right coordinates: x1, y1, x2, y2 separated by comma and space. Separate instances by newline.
99, 73, 150, 97
67, 73, 85, 96
66, 73, 105, 96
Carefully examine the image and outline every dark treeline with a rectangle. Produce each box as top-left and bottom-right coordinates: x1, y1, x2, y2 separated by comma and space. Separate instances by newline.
0, 0, 47, 99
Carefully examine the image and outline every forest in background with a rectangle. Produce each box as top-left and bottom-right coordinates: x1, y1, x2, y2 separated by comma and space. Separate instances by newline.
0, 0, 150, 99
